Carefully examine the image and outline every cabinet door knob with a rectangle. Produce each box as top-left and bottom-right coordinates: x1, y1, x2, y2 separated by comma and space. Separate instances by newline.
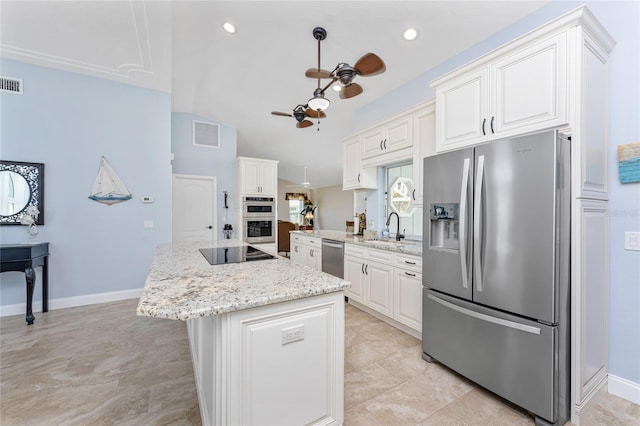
207, 226, 213, 229
383, 139, 387, 149
490, 116, 495, 134
380, 140, 383, 150
358, 173, 361, 183
412, 189, 416, 200
405, 272, 416, 277
365, 264, 368, 275
482, 118, 486, 136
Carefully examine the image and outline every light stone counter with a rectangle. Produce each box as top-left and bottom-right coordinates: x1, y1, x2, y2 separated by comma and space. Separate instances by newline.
136, 239, 350, 321
290, 230, 423, 256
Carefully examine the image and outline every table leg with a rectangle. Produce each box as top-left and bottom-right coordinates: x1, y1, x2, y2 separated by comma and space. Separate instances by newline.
25, 267, 36, 325
42, 256, 48, 312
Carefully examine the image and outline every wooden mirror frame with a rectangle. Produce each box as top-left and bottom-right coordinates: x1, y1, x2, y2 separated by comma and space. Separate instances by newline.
0, 160, 45, 225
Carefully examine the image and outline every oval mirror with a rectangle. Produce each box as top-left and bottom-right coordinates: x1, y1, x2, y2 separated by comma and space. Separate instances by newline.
0, 170, 31, 216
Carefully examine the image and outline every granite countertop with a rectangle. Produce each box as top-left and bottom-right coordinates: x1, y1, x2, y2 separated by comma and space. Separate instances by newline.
136, 240, 350, 321
290, 230, 423, 256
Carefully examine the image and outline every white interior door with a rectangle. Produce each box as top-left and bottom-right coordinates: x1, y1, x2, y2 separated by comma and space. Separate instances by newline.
172, 174, 217, 241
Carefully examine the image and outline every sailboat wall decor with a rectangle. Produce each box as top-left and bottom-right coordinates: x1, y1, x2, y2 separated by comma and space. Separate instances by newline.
89, 157, 132, 205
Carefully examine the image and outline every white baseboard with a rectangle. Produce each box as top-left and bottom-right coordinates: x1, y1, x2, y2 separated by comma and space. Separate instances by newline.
0, 288, 143, 317
608, 374, 640, 405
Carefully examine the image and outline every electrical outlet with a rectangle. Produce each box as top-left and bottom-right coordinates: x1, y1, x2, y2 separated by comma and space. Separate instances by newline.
624, 232, 640, 251
281, 324, 304, 345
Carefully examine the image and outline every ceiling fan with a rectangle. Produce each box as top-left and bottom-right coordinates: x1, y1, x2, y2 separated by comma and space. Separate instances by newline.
288, 166, 318, 189
305, 26, 386, 100
271, 104, 326, 128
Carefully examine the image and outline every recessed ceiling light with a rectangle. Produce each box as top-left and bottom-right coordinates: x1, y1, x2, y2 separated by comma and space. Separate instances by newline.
403, 28, 417, 41
223, 22, 236, 34
332, 84, 342, 92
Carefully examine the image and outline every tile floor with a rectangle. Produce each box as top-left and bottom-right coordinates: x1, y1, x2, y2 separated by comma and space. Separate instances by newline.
1, 299, 637, 425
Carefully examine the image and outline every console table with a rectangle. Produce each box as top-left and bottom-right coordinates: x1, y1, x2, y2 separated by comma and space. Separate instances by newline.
0, 243, 49, 325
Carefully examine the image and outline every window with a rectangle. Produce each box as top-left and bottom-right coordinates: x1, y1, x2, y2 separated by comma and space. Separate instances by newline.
289, 200, 304, 225
384, 162, 420, 238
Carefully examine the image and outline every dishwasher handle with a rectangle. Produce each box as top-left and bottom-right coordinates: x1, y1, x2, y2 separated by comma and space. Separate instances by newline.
322, 240, 344, 249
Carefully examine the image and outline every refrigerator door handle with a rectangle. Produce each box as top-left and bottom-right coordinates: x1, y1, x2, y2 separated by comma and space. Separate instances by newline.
427, 293, 541, 335
459, 157, 471, 289
474, 154, 485, 292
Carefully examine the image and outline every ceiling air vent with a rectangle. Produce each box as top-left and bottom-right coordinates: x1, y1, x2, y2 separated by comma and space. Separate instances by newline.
0, 77, 23, 94
193, 120, 220, 148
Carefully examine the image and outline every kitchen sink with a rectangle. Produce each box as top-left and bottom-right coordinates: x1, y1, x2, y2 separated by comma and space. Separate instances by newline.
361, 239, 421, 253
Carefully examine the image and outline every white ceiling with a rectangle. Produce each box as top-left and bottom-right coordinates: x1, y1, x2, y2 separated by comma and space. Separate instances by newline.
0, 0, 549, 188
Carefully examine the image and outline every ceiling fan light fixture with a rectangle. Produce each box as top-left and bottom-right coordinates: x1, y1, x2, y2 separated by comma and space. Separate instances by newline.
403, 28, 418, 41
308, 89, 330, 111
222, 22, 236, 34
332, 84, 342, 92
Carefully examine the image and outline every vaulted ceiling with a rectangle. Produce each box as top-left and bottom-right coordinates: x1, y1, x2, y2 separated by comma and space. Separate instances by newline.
1, 1, 549, 187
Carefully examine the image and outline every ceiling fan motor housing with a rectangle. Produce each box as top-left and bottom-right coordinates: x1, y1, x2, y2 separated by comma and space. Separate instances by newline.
336, 64, 357, 85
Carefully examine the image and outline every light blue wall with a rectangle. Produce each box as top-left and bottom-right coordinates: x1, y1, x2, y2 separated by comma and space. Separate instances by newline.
355, 1, 640, 385
0, 59, 172, 306
171, 112, 238, 240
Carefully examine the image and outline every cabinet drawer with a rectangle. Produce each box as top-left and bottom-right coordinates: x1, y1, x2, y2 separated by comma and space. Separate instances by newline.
395, 253, 422, 272
304, 236, 322, 247
291, 234, 305, 244
345, 243, 368, 258
367, 247, 394, 264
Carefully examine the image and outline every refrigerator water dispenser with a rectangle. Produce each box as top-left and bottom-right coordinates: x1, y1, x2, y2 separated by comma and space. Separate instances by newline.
430, 203, 459, 250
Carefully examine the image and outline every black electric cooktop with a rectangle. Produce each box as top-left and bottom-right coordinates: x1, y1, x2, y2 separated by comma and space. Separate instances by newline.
199, 245, 275, 265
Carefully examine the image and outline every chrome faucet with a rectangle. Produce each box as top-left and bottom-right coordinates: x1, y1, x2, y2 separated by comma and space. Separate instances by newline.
386, 212, 405, 241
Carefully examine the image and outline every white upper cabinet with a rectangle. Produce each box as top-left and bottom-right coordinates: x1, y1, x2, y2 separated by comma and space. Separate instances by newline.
237, 157, 278, 195
412, 101, 436, 205
361, 114, 413, 167
343, 136, 377, 190
434, 32, 568, 152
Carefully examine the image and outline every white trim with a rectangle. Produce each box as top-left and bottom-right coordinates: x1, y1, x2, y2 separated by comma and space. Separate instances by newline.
0, 288, 143, 317
608, 374, 640, 405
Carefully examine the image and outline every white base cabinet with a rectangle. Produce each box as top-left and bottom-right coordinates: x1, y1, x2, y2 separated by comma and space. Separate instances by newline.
344, 244, 423, 336
290, 234, 322, 271
187, 292, 345, 426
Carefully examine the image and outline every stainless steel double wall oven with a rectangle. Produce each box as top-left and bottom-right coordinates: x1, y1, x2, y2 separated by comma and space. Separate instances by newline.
242, 196, 276, 244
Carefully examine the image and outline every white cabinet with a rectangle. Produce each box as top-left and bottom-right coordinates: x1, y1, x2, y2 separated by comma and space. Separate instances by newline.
188, 292, 345, 426
236, 157, 278, 195
572, 200, 609, 419
343, 136, 377, 190
412, 101, 436, 205
344, 245, 394, 317
393, 252, 423, 333
345, 244, 422, 334
434, 32, 568, 151
344, 254, 366, 303
361, 114, 413, 166
290, 234, 322, 271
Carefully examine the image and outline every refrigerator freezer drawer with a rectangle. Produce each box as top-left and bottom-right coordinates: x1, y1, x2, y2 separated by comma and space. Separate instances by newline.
422, 290, 558, 423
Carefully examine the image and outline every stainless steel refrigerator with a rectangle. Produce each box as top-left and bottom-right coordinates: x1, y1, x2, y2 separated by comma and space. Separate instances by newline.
421, 130, 570, 426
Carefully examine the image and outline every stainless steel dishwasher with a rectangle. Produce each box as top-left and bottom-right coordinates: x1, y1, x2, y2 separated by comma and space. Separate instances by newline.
321, 239, 344, 279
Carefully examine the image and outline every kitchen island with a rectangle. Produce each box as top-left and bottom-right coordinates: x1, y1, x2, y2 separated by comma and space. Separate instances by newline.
137, 240, 350, 426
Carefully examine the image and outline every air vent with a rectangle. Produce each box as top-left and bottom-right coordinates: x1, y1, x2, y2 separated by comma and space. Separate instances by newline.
0, 77, 23, 94
193, 120, 220, 148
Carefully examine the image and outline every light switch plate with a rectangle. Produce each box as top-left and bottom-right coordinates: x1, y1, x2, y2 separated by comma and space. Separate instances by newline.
624, 232, 640, 251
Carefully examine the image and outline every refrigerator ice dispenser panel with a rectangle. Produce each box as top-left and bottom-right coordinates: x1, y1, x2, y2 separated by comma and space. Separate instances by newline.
430, 203, 459, 251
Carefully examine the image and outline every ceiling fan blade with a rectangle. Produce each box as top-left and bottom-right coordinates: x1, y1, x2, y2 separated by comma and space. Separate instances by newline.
305, 109, 326, 119
354, 52, 386, 76
340, 83, 363, 99
305, 68, 334, 79
272, 111, 293, 117
297, 120, 313, 128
